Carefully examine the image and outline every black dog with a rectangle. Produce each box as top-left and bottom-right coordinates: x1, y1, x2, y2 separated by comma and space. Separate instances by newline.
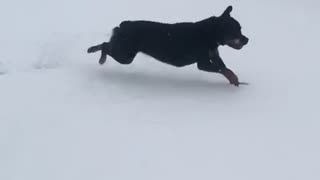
88, 6, 249, 86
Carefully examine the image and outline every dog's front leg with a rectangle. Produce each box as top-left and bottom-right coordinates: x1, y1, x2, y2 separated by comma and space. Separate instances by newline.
197, 49, 240, 86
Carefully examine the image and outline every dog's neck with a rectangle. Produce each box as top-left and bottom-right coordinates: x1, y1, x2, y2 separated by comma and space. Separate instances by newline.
196, 17, 223, 47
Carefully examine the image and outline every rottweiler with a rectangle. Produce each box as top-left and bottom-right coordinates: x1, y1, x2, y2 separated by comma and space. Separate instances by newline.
88, 6, 249, 86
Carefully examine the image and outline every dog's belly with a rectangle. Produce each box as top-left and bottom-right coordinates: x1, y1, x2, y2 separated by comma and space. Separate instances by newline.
141, 47, 200, 67
153, 55, 197, 67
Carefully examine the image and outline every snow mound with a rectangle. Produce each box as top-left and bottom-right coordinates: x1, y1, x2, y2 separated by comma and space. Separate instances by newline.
0, 61, 8, 75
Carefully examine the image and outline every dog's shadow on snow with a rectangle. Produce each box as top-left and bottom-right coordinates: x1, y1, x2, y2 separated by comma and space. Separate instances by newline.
93, 67, 240, 96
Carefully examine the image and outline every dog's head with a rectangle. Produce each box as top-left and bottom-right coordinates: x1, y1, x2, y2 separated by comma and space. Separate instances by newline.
216, 6, 249, 50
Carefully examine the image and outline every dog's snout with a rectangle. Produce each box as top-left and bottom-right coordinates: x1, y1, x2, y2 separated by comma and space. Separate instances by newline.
242, 36, 249, 45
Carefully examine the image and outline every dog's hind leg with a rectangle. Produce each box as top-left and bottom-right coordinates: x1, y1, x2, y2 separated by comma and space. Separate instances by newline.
108, 42, 138, 65
87, 42, 110, 65
88, 44, 103, 53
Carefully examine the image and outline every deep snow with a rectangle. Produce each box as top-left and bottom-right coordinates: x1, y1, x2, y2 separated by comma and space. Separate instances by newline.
1, 1, 320, 180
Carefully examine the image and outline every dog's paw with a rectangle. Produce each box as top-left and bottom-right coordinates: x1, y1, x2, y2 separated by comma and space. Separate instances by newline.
222, 68, 240, 87
99, 55, 107, 65
87, 47, 96, 53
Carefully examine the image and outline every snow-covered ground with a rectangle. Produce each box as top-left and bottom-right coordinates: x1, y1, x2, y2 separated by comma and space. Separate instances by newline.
1, 1, 320, 180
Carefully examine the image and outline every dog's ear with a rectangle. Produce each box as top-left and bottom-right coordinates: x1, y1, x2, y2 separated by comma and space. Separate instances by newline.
221, 6, 233, 17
